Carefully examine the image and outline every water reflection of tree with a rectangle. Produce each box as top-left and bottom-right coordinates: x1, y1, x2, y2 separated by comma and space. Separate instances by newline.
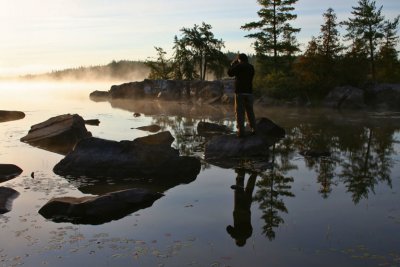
151, 115, 235, 157
291, 122, 340, 198
339, 127, 394, 204
254, 145, 295, 241
150, 112, 397, 206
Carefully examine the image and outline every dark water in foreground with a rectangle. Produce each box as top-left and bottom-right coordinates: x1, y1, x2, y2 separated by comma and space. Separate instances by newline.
0, 81, 399, 267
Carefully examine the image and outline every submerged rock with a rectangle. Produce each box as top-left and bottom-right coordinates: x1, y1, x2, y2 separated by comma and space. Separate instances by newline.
53, 131, 201, 180
367, 84, 400, 110
0, 187, 19, 214
20, 114, 92, 154
136, 124, 162, 133
0, 164, 23, 183
84, 119, 100, 126
197, 121, 231, 136
0, 110, 25, 123
38, 188, 163, 224
204, 118, 285, 160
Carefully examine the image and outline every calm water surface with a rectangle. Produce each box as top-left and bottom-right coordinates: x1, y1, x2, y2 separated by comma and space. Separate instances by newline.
0, 81, 399, 267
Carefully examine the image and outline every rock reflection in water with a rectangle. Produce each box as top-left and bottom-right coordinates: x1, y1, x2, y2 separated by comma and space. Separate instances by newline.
65, 174, 198, 196
110, 98, 234, 121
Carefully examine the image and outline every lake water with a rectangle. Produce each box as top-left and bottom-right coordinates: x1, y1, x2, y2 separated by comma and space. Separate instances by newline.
0, 81, 399, 267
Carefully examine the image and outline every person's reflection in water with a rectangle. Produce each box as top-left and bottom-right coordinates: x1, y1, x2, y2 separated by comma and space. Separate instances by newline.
226, 168, 257, 247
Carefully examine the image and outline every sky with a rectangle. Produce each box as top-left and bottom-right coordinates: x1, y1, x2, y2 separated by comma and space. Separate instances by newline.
0, 0, 399, 76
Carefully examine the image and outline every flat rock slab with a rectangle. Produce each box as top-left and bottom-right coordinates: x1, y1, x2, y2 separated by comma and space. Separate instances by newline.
204, 117, 285, 161
0, 164, 23, 183
53, 131, 201, 181
38, 188, 163, 224
21, 114, 92, 154
0, 187, 20, 214
0, 110, 25, 123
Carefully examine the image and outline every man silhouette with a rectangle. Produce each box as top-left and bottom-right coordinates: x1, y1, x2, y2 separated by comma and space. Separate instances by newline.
226, 168, 257, 246
228, 53, 256, 138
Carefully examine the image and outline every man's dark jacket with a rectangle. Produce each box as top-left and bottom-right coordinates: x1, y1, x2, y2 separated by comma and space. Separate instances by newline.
227, 62, 255, 94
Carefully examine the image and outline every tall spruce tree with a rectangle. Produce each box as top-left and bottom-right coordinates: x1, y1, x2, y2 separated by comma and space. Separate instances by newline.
318, 8, 342, 59
342, 0, 385, 81
241, 0, 300, 71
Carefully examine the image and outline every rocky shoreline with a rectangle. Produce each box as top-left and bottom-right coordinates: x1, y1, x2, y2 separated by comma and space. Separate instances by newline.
89, 79, 400, 110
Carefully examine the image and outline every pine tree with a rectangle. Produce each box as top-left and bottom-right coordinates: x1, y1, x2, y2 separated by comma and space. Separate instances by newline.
342, 0, 385, 81
173, 22, 225, 80
146, 47, 173, 80
318, 8, 342, 59
241, 0, 300, 71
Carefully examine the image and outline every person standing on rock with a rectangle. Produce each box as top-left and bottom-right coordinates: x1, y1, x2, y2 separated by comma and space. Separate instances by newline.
228, 53, 256, 138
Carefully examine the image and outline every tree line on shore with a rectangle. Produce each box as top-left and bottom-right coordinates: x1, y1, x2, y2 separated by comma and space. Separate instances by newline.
22, 0, 399, 103
146, 0, 399, 102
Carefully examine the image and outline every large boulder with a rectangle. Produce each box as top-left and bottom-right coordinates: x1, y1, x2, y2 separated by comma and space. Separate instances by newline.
204, 118, 285, 160
90, 79, 226, 102
0, 187, 19, 214
323, 86, 366, 109
190, 80, 224, 102
89, 90, 110, 102
0, 164, 23, 183
38, 188, 163, 224
154, 80, 187, 100
53, 131, 201, 180
109, 81, 145, 99
20, 114, 92, 154
367, 84, 400, 110
0, 110, 25, 123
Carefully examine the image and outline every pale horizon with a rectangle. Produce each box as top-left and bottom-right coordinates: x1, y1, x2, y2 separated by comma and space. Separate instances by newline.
1, 0, 399, 76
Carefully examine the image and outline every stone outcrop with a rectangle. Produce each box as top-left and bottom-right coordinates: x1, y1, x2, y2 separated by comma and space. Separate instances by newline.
367, 84, 400, 110
38, 188, 163, 224
89, 79, 234, 104
0, 164, 23, 183
0, 187, 19, 214
53, 131, 201, 180
0, 110, 25, 123
204, 118, 285, 160
323, 86, 366, 109
20, 114, 92, 154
